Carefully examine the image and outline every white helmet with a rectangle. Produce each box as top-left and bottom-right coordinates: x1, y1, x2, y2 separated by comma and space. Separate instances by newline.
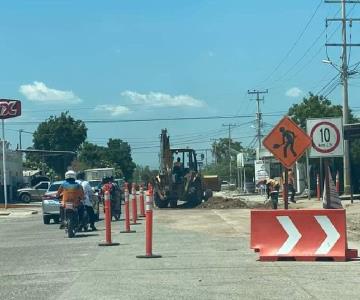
65, 170, 76, 180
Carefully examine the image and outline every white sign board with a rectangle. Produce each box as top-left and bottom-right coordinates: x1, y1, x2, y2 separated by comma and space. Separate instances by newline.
237, 153, 245, 168
306, 118, 343, 158
254, 160, 270, 182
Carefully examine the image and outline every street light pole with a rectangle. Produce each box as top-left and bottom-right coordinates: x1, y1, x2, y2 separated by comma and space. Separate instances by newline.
324, 0, 360, 194
341, 0, 351, 194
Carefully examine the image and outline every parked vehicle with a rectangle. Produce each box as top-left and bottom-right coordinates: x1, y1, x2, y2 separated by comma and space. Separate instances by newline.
88, 180, 101, 220
221, 181, 236, 191
42, 181, 63, 224
89, 180, 101, 192
84, 168, 115, 181
17, 181, 50, 203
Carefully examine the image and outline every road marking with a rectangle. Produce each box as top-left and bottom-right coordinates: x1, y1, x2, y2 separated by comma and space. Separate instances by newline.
315, 215, 340, 255
276, 216, 302, 255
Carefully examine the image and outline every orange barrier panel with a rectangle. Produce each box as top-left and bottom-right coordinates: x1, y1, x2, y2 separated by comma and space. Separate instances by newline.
99, 191, 119, 246
250, 209, 357, 261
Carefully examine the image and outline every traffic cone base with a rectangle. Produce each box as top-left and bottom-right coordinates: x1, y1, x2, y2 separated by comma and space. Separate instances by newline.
131, 222, 142, 225
136, 254, 162, 259
99, 242, 120, 246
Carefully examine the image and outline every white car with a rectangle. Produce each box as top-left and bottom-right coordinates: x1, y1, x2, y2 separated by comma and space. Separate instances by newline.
42, 181, 63, 224
17, 181, 50, 203
221, 181, 236, 191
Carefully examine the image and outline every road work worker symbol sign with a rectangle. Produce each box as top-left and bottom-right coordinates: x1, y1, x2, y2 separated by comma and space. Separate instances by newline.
263, 116, 312, 169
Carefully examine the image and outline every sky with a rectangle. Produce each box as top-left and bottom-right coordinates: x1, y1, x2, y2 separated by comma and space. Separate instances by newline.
0, 0, 360, 169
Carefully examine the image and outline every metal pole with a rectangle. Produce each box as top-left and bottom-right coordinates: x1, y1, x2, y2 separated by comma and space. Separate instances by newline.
237, 167, 240, 189
325, 160, 331, 209
306, 150, 311, 200
2, 120, 7, 209
243, 167, 246, 193
19, 129, 23, 150
319, 157, 324, 196
284, 168, 289, 210
341, 0, 351, 195
228, 125, 231, 183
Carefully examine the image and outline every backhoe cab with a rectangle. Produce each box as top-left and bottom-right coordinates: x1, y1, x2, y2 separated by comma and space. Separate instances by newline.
153, 130, 204, 208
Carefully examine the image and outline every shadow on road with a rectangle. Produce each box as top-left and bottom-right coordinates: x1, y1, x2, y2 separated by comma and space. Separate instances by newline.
75, 233, 99, 238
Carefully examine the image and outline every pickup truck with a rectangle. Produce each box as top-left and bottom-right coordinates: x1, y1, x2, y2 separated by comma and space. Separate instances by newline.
17, 181, 51, 203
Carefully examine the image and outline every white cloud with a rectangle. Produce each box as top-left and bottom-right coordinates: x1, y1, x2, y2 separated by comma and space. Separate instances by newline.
121, 90, 205, 108
95, 105, 131, 116
19, 81, 81, 103
286, 87, 303, 98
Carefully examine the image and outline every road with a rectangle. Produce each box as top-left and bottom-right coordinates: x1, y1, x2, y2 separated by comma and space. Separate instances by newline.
1, 204, 360, 299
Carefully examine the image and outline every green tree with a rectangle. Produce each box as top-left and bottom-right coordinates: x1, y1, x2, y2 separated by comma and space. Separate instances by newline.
212, 138, 243, 163
288, 93, 344, 129
78, 142, 106, 168
133, 165, 157, 184
78, 139, 136, 181
31, 112, 87, 176
106, 139, 136, 181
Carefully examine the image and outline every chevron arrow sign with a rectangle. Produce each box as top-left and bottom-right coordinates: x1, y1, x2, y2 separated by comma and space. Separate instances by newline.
250, 209, 353, 261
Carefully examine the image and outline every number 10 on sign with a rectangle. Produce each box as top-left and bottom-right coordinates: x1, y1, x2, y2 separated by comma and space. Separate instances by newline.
307, 118, 344, 158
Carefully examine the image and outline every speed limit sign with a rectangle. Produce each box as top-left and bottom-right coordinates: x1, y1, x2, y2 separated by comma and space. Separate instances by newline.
306, 118, 343, 157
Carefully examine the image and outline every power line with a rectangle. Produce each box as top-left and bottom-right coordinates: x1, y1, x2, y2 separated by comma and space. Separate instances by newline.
6, 113, 285, 126
259, 0, 323, 85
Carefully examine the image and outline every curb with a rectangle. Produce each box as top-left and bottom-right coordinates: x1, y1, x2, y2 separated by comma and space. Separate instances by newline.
0, 204, 41, 209
0, 209, 39, 216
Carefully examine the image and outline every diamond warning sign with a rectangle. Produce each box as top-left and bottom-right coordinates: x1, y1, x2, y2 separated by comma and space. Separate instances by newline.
263, 116, 312, 169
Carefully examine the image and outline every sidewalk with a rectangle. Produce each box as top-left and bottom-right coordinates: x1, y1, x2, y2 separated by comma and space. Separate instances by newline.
0, 206, 39, 216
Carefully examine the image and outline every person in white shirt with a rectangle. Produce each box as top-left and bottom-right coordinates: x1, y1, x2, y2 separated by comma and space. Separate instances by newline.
76, 172, 97, 231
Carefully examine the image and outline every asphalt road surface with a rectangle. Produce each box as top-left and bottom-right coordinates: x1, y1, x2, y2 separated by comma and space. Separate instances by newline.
1, 206, 360, 300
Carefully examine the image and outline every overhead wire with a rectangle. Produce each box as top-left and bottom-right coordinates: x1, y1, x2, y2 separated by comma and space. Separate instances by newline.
258, 0, 323, 86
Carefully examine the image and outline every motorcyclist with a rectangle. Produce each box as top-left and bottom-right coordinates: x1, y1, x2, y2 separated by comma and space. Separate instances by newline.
57, 170, 84, 229
76, 171, 97, 231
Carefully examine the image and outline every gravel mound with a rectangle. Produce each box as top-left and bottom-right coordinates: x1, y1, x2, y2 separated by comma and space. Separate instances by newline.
197, 196, 269, 209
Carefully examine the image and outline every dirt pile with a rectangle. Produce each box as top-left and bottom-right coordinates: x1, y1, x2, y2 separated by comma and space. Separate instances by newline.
197, 196, 268, 209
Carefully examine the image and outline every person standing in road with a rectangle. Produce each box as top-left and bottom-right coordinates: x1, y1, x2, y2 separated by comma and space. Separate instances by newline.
261, 179, 280, 209
281, 170, 296, 204
57, 170, 84, 229
288, 170, 296, 203
76, 171, 97, 231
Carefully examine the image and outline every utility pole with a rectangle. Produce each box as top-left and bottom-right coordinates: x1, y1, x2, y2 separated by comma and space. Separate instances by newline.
210, 139, 218, 165
222, 124, 237, 183
325, 0, 360, 194
248, 89, 268, 159
19, 129, 23, 149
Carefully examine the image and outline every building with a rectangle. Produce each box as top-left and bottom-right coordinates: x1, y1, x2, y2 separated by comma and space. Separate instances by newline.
0, 144, 23, 202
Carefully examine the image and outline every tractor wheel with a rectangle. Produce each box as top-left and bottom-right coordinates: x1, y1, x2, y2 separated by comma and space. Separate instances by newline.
154, 193, 169, 208
190, 183, 203, 207
169, 198, 177, 208
204, 189, 213, 201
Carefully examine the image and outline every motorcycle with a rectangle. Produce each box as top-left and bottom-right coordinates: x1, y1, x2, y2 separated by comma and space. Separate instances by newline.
64, 202, 90, 237
64, 202, 79, 238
